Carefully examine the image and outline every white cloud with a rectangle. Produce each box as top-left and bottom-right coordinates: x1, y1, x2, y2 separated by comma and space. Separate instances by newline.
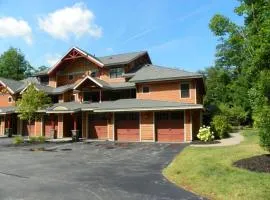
45, 53, 61, 66
38, 3, 102, 40
0, 17, 32, 44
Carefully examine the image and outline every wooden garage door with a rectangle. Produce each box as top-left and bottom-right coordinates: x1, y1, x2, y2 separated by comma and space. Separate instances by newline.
155, 111, 184, 142
89, 114, 108, 139
115, 113, 139, 142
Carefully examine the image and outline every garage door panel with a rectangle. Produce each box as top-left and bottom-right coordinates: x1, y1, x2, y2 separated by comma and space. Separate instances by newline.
115, 113, 139, 142
89, 114, 108, 139
155, 112, 184, 142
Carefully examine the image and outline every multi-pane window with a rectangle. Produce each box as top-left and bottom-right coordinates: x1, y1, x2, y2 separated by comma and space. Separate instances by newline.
110, 67, 124, 78
180, 83, 190, 98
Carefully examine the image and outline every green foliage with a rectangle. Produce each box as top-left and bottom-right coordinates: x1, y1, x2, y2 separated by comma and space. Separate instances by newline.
206, 0, 270, 150
197, 126, 214, 142
218, 103, 247, 126
211, 115, 231, 139
0, 47, 36, 80
16, 84, 51, 123
29, 136, 47, 143
13, 136, 24, 145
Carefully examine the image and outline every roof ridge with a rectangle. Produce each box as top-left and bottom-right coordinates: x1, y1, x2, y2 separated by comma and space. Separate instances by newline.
98, 50, 147, 58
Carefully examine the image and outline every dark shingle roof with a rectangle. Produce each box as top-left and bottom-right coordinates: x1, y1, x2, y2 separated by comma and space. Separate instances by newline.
97, 51, 147, 66
93, 99, 203, 112
0, 106, 16, 114
0, 77, 25, 93
129, 64, 203, 83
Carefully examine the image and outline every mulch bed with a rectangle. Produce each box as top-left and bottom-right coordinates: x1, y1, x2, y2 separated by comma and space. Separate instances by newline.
191, 140, 221, 145
233, 154, 270, 173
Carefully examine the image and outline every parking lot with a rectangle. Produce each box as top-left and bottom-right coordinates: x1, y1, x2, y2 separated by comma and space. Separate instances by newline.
0, 138, 201, 200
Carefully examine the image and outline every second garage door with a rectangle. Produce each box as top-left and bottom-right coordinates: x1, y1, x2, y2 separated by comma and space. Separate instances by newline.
115, 113, 139, 142
89, 114, 108, 139
155, 111, 184, 142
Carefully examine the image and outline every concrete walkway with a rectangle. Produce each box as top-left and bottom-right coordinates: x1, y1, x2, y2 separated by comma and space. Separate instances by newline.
191, 132, 244, 147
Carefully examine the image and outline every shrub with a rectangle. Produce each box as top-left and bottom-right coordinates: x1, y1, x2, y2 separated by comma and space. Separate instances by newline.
197, 126, 215, 142
211, 115, 231, 139
254, 106, 270, 152
29, 136, 47, 143
13, 136, 24, 145
29, 136, 38, 143
37, 136, 46, 143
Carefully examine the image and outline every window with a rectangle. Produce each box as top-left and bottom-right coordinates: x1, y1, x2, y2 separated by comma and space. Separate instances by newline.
8, 96, 12, 103
68, 75, 73, 80
142, 86, 150, 93
181, 83, 190, 98
110, 67, 124, 78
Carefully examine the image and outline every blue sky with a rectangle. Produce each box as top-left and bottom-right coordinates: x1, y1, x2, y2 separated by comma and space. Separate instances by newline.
0, 0, 242, 72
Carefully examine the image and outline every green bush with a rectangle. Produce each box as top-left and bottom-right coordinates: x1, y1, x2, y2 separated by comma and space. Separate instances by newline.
29, 136, 47, 143
37, 136, 46, 143
211, 115, 231, 139
254, 106, 270, 152
13, 136, 24, 145
197, 126, 215, 142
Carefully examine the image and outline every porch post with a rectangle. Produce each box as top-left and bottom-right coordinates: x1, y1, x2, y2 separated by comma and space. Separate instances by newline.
7, 115, 11, 128
99, 89, 102, 103
73, 114, 77, 130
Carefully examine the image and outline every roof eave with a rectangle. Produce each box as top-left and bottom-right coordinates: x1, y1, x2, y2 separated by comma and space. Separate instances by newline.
93, 105, 203, 113
130, 75, 204, 83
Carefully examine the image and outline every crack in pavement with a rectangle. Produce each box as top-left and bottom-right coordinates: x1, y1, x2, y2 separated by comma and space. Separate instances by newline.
0, 171, 29, 179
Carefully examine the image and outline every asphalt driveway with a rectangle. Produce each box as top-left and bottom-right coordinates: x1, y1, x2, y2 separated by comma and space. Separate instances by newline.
0, 139, 202, 200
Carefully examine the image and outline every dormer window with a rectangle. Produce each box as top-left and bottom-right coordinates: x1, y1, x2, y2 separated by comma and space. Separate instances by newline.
110, 67, 124, 78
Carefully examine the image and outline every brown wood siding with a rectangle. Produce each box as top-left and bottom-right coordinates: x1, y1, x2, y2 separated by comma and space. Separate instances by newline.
22, 120, 35, 136
185, 110, 192, 141
140, 112, 154, 141
137, 80, 196, 104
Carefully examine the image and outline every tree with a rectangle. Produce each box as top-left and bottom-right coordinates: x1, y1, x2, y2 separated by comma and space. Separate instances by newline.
0, 47, 34, 80
208, 0, 270, 151
16, 84, 51, 135
37, 65, 49, 73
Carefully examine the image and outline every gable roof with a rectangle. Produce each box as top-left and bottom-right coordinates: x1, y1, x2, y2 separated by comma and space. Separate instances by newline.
129, 64, 203, 83
98, 51, 149, 66
0, 77, 25, 94
73, 76, 135, 90
47, 47, 104, 75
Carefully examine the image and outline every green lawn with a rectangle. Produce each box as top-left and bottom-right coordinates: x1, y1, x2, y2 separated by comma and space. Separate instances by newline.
163, 129, 270, 200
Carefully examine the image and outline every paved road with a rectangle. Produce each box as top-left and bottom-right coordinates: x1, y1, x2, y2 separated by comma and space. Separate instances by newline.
0, 140, 202, 200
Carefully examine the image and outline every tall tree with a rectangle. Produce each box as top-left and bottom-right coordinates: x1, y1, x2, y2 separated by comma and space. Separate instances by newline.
0, 47, 34, 80
207, 0, 270, 151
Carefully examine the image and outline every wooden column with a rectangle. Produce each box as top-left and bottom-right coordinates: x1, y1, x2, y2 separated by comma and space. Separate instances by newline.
73, 114, 77, 130
99, 89, 102, 103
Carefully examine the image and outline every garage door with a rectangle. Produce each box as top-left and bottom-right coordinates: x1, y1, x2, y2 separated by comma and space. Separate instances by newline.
115, 113, 139, 141
89, 114, 108, 139
155, 111, 184, 142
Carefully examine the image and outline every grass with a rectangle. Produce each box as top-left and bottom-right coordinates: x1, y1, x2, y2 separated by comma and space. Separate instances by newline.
163, 129, 270, 200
